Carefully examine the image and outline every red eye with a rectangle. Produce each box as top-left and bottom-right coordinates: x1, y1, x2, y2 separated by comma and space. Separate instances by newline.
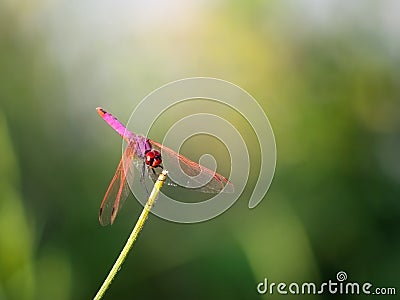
146, 151, 155, 159
152, 157, 162, 167
145, 151, 154, 165
151, 150, 162, 167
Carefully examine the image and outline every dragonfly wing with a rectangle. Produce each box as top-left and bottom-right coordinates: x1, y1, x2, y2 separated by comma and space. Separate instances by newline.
150, 140, 234, 193
99, 141, 136, 226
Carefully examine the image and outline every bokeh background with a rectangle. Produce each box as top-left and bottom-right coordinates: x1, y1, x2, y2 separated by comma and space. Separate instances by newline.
1, 1, 399, 299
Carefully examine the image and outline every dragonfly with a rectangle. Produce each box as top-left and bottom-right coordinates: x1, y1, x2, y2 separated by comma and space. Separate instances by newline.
96, 107, 234, 225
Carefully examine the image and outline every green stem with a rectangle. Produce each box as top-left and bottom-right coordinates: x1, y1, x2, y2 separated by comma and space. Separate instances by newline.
94, 170, 168, 300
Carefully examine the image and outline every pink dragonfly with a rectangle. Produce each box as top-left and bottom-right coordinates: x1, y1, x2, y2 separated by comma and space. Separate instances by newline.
96, 107, 234, 225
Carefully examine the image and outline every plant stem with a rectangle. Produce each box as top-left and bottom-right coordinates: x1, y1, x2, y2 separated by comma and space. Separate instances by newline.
93, 170, 168, 300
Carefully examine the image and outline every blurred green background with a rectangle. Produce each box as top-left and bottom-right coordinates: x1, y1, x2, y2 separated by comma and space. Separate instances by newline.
1, 1, 399, 299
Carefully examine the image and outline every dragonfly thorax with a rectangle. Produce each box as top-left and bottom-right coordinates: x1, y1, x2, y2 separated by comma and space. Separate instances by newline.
145, 150, 162, 168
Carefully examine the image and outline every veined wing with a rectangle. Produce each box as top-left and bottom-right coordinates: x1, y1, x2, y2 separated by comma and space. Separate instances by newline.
150, 140, 234, 193
99, 141, 136, 226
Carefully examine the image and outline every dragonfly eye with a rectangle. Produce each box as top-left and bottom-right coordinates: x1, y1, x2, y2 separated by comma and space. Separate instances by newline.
152, 158, 162, 168
145, 152, 154, 165
153, 150, 161, 158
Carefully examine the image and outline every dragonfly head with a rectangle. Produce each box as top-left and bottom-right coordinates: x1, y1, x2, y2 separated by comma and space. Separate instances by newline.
145, 150, 162, 168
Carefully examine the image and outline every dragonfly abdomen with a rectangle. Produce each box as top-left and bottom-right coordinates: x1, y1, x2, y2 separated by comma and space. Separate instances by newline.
96, 107, 135, 141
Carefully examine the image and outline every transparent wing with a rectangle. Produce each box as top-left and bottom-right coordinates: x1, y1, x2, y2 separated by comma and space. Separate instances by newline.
150, 140, 234, 193
99, 141, 136, 226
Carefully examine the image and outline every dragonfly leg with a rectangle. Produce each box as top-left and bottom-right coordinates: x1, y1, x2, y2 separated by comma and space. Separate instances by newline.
140, 161, 146, 183
143, 181, 150, 197
139, 161, 151, 196
152, 165, 166, 180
